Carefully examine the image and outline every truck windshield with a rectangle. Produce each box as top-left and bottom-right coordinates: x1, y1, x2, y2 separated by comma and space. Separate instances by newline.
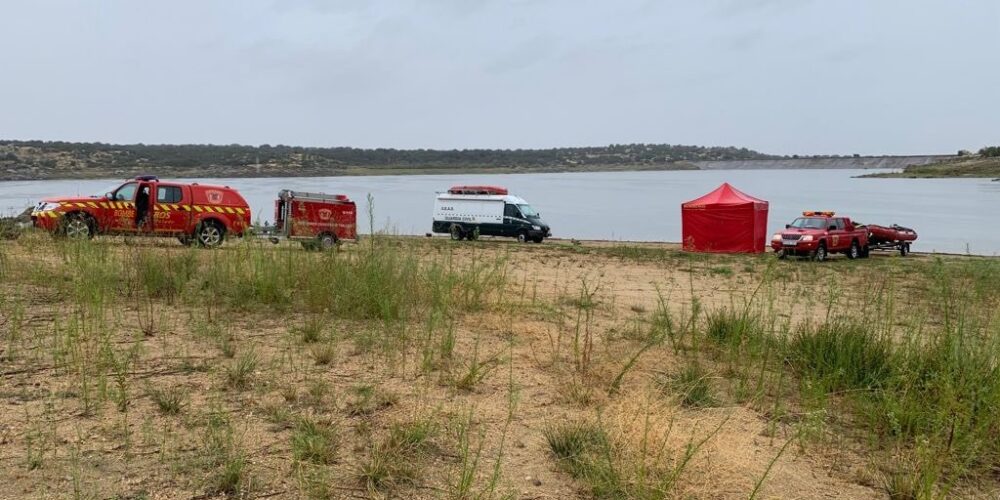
788, 217, 827, 229
517, 204, 538, 217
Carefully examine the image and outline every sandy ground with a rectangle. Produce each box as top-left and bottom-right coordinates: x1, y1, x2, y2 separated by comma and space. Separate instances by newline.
0, 235, 985, 499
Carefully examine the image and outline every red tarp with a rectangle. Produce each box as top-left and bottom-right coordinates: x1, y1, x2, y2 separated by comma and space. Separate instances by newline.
681, 183, 769, 253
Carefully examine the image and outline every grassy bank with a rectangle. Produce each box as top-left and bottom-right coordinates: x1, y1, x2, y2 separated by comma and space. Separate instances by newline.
0, 233, 998, 498
860, 155, 1000, 179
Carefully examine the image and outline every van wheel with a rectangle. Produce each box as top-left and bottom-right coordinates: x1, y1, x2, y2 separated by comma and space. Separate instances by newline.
63, 214, 94, 240
811, 243, 827, 262
196, 221, 224, 248
450, 225, 464, 241
517, 231, 528, 243
899, 243, 909, 257
847, 241, 860, 260
318, 233, 338, 250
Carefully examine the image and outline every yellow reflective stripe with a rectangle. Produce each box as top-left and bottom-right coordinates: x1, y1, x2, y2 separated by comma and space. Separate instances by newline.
99, 202, 109, 208
87, 202, 98, 208
193, 205, 204, 212
235, 208, 245, 215
224, 207, 235, 214
73, 203, 85, 208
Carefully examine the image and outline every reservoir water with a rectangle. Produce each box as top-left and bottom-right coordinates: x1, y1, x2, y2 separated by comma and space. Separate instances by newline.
1, 169, 998, 255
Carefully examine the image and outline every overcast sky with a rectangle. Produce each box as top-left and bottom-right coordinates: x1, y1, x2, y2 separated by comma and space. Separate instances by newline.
0, 0, 996, 155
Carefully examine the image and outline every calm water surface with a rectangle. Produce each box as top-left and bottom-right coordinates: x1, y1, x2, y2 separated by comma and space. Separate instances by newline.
1, 170, 998, 255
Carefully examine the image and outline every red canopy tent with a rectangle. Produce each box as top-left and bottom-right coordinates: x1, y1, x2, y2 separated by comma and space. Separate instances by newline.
681, 183, 769, 253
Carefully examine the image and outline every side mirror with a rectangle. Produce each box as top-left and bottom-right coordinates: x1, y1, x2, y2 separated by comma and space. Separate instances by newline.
784, 224, 790, 229
106, 192, 115, 200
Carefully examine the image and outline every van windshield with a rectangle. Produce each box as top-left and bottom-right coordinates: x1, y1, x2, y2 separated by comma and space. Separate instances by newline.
788, 217, 827, 229
517, 204, 538, 217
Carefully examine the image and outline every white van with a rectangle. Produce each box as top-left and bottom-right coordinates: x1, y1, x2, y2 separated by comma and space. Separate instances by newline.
431, 185, 551, 243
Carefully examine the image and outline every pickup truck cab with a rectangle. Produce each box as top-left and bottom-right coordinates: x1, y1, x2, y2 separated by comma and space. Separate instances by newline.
31, 176, 251, 247
770, 211, 869, 261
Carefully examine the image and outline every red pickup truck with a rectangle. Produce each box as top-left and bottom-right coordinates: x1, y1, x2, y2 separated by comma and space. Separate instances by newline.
770, 212, 869, 261
31, 176, 251, 247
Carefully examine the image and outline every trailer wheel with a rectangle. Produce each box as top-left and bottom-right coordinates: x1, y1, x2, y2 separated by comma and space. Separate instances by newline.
517, 231, 528, 243
776, 249, 787, 260
318, 233, 338, 250
847, 240, 860, 260
861, 245, 870, 258
899, 243, 909, 257
196, 220, 225, 248
450, 224, 464, 241
811, 243, 827, 262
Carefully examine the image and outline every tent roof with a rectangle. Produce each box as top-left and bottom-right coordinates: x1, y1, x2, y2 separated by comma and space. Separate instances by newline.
682, 182, 768, 208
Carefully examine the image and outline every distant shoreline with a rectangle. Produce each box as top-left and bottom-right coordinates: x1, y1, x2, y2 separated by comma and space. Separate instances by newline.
0, 156, 955, 182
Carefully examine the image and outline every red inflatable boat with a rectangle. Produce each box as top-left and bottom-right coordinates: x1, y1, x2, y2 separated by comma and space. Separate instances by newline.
864, 224, 917, 256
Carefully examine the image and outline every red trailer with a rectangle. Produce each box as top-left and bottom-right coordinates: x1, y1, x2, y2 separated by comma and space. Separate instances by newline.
263, 190, 357, 250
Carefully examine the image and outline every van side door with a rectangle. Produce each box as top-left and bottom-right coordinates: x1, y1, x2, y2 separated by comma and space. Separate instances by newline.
503, 203, 524, 236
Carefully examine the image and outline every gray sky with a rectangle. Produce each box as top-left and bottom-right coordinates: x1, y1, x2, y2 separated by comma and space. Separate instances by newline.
1, 0, 997, 155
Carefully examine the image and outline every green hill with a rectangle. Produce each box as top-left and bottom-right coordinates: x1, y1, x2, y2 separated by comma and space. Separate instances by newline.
0, 140, 775, 181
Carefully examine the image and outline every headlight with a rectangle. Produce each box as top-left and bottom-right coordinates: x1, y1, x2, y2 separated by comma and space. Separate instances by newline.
532, 225, 541, 230
771, 233, 781, 241
801, 235, 814, 242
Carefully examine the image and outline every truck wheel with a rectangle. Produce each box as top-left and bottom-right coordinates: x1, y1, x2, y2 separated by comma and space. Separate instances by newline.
811, 243, 827, 262
450, 224, 464, 241
847, 241, 860, 260
63, 214, 94, 240
517, 231, 528, 243
178, 236, 194, 247
196, 221, 224, 248
318, 233, 338, 250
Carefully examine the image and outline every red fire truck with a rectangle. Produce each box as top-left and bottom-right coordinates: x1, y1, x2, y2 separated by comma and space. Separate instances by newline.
262, 190, 357, 250
31, 176, 251, 247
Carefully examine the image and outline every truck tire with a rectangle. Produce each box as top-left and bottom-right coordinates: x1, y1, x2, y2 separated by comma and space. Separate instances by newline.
196, 220, 225, 248
178, 236, 194, 247
450, 224, 464, 241
63, 213, 94, 240
847, 240, 860, 260
517, 230, 528, 243
811, 243, 827, 262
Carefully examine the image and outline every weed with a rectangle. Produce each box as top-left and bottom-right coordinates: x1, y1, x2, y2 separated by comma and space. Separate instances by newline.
346, 384, 398, 416
147, 385, 185, 415
309, 342, 336, 366
788, 321, 893, 391
226, 349, 258, 390
291, 417, 339, 465
660, 363, 718, 408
